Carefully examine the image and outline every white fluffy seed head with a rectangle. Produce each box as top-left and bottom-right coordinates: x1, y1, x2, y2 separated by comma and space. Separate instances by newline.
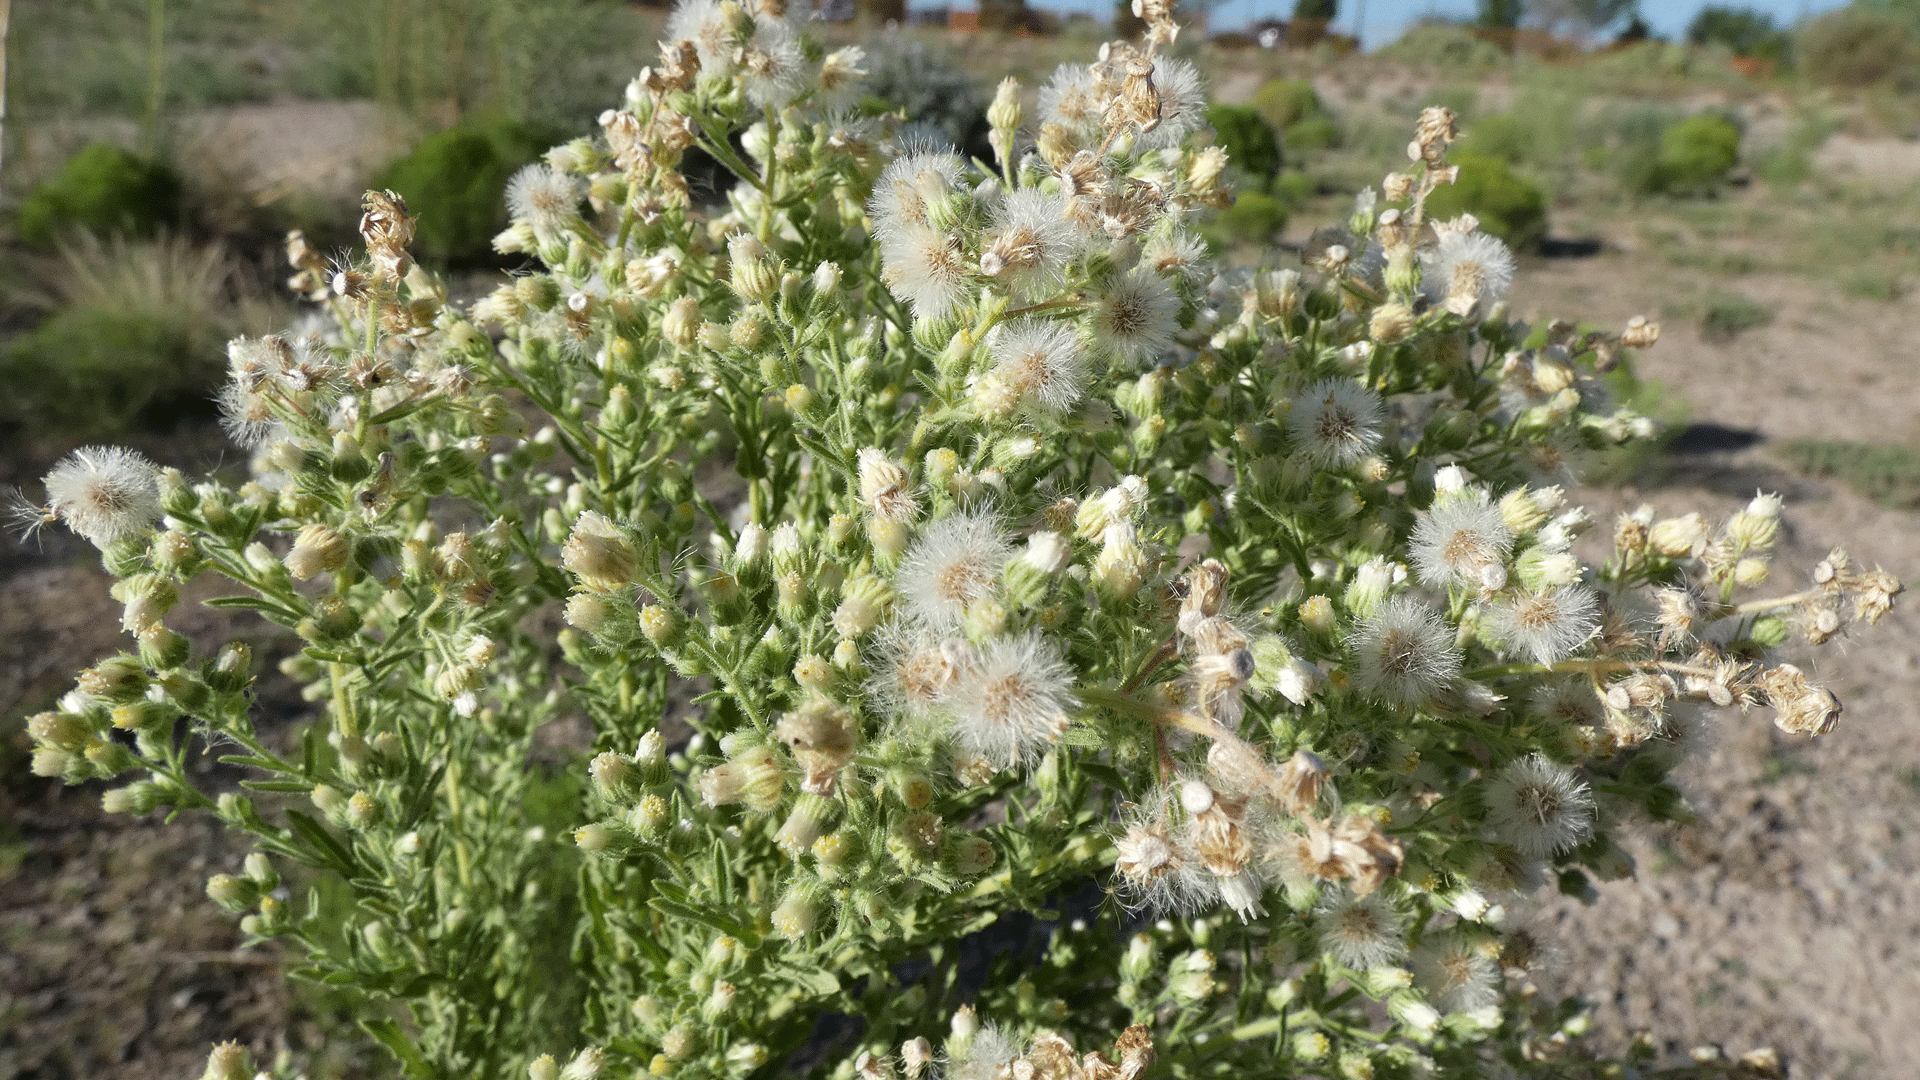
1421, 230, 1515, 318
988, 319, 1089, 414
945, 632, 1078, 767
506, 164, 583, 234
1288, 378, 1386, 468
1412, 934, 1502, 1015
41, 446, 163, 549
1411, 490, 1515, 591
1090, 267, 1179, 367
984, 189, 1081, 300
895, 512, 1010, 632
1486, 585, 1600, 665
1484, 752, 1594, 858
878, 224, 971, 321
1349, 596, 1462, 708
1315, 888, 1407, 970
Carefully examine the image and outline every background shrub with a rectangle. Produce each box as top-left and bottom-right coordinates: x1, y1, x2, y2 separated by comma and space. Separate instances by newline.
0, 235, 276, 441
1251, 77, 1340, 151
1653, 113, 1742, 194
13, 145, 184, 249
1205, 103, 1283, 191
1374, 23, 1509, 69
1423, 149, 1550, 248
861, 39, 992, 161
373, 121, 564, 265
1798, 2, 1920, 90
1686, 5, 1793, 62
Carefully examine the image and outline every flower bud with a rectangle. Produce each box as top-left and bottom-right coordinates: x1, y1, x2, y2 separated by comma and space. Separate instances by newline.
728, 233, 779, 302
770, 887, 820, 938
206, 873, 260, 912
202, 1041, 253, 1080
563, 511, 637, 592
638, 603, 683, 647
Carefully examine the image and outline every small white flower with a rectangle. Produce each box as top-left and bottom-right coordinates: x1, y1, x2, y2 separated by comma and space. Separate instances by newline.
1484, 753, 1593, 859
1349, 596, 1461, 708
988, 319, 1088, 415
1288, 378, 1386, 468
1143, 230, 1211, 285
1420, 230, 1516, 318
1412, 934, 1502, 1015
982, 189, 1080, 300
1410, 490, 1514, 591
505, 164, 583, 236
1089, 267, 1179, 366
869, 626, 973, 721
1316, 888, 1407, 970
945, 632, 1078, 767
878, 224, 971, 321
1485, 585, 1600, 665
895, 512, 1010, 632
41, 446, 163, 549
666, 0, 734, 71
1021, 530, 1071, 575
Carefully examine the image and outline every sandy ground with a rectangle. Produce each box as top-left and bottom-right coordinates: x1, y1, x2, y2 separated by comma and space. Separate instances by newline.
1509, 249, 1920, 1080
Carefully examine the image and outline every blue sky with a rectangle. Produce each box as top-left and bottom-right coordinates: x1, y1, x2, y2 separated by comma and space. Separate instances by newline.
1022, 0, 1851, 48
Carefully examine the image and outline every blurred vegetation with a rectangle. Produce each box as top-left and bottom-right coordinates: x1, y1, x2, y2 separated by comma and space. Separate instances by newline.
373, 120, 566, 265
1374, 23, 1509, 69
15, 144, 185, 249
1779, 440, 1920, 508
1423, 150, 1550, 248
1205, 104, 1283, 192
1250, 78, 1340, 152
1697, 291, 1773, 341
1797, 0, 1920, 91
0, 234, 282, 442
861, 38, 993, 161
1687, 6, 1792, 62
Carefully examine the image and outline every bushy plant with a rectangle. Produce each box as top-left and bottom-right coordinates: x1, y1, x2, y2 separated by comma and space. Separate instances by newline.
1798, 1, 1920, 90
1420, 149, 1550, 248
14, 8, 1901, 1080
1249, 78, 1339, 152
0, 234, 275, 440
1375, 23, 1509, 70
13, 144, 184, 249
1202, 104, 1281, 191
1686, 5, 1792, 62
1652, 113, 1742, 195
374, 121, 566, 265
860, 38, 991, 161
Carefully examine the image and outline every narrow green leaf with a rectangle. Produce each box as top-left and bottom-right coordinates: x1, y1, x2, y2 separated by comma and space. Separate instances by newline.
361, 1018, 436, 1078
285, 809, 360, 877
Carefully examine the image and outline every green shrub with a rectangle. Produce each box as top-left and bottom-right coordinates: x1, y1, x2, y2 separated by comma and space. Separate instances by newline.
1798, 2, 1920, 89
1205, 104, 1282, 191
1251, 78, 1320, 130
1250, 78, 1340, 153
1422, 149, 1550, 249
0, 234, 274, 441
1207, 189, 1290, 246
1376, 23, 1509, 69
1454, 113, 1532, 165
374, 121, 564, 265
1654, 113, 1742, 195
13, 145, 183, 249
1687, 5, 1792, 61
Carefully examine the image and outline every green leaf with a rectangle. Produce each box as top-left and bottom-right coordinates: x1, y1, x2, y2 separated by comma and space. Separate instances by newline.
202, 594, 303, 623
361, 1018, 436, 1078
648, 897, 746, 938
240, 780, 316, 793
285, 809, 360, 877
777, 963, 840, 997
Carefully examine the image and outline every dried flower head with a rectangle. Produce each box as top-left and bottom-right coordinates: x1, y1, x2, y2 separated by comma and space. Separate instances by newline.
1288, 378, 1386, 468
944, 632, 1077, 767
1349, 596, 1462, 708
39, 447, 163, 549
1484, 753, 1593, 858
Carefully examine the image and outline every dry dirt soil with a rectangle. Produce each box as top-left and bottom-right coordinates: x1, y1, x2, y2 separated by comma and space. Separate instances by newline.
4, 100, 1918, 1080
